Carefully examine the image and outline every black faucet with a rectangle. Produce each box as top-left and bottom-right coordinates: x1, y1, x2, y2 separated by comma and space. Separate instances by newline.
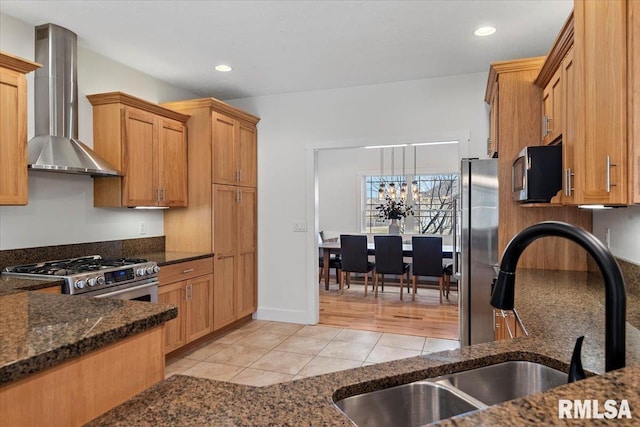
490, 221, 626, 372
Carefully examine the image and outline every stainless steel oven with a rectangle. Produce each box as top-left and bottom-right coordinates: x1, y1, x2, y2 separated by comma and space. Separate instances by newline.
93, 277, 159, 302
2, 256, 160, 302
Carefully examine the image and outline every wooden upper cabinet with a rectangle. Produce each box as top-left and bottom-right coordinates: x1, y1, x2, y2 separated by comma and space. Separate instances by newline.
486, 78, 499, 157
87, 92, 189, 208
0, 52, 40, 206
561, 47, 577, 204
211, 111, 257, 187
238, 122, 257, 187
574, 0, 628, 205
542, 67, 563, 145
158, 118, 189, 206
212, 112, 238, 185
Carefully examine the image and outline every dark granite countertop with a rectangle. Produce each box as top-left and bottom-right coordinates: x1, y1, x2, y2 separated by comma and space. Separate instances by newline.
0, 250, 206, 386
0, 275, 64, 294
88, 268, 640, 426
0, 291, 177, 385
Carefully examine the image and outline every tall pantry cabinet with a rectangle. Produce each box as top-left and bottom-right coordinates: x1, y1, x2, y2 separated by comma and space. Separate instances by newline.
162, 98, 259, 330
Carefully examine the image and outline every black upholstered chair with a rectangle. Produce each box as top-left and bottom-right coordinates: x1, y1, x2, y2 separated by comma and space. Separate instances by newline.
411, 236, 449, 303
339, 234, 375, 296
318, 232, 341, 286
373, 235, 411, 300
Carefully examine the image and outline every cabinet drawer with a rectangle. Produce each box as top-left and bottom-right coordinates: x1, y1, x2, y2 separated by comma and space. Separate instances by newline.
159, 257, 213, 284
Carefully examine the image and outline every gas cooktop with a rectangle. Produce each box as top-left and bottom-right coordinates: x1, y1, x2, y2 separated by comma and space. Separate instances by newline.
2, 255, 159, 296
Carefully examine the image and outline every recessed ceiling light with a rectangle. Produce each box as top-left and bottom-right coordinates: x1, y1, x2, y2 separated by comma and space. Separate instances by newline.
215, 64, 232, 72
474, 26, 496, 37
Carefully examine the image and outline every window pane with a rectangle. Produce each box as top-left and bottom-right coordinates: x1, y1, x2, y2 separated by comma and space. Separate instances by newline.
363, 173, 458, 235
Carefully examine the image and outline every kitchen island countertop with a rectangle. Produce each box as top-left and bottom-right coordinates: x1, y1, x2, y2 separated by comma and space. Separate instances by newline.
0, 291, 177, 385
87, 268, 640, 426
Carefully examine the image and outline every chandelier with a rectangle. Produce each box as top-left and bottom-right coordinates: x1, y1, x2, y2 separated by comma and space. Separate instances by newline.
378, 146, 410, 201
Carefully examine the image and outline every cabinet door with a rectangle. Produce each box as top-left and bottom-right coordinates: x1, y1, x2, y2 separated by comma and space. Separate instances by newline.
236, 187, 257, 317
562, 47, 577, 204
213, 255, 236, 330
212, 112, 237, 185
238, 122, 257, 187
212, 184, 238, 329
158, 118, 188, 207
574, 0, 628, 204
158, 281, 187, 354
0, 67, 28, 205
237, 251, 256, 319
630, 0, 640, 203
186, 274, 214, 342
122, 108, 158, 206
488, 87, 498, 157
542, 68, 562, 144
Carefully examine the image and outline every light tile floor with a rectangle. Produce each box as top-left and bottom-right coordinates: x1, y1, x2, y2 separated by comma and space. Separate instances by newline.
166, 320, 460, 387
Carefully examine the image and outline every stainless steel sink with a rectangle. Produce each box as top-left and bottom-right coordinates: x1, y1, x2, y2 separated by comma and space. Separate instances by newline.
334, 382, 485, 427
334, 361, 567, 426
432, 360, 567, 406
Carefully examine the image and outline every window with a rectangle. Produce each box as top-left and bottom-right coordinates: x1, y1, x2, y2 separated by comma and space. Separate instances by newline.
363, 173, 458, 234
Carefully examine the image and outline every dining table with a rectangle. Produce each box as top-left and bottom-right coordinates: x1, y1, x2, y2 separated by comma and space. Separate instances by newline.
318, 240, 454, 290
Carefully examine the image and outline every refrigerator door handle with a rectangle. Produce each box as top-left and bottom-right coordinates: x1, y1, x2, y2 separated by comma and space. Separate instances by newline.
452, 197, 460, 278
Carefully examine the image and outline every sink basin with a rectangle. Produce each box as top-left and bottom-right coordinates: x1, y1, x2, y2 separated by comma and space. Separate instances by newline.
334, 361, 567, 426
334, 382, 484, 427
433, 360, 567, 406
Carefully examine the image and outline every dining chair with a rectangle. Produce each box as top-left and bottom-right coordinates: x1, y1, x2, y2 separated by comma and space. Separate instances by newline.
411, 236, 449, 303
318, 232, 341, 286
339, 234, 375, 296
373, 235, 411, 300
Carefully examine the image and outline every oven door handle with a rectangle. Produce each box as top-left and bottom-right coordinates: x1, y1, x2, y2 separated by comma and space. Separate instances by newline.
94, 279, 159, 299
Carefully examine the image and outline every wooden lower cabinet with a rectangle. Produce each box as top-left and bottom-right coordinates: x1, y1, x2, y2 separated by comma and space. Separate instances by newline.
0, 327, 164, 427
158, 258, 214, 354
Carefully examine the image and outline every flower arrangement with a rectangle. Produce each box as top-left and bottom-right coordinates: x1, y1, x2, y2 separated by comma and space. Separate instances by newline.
376, 195, 414, 220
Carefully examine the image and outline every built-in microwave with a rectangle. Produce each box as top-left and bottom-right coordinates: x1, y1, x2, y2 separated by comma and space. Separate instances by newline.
512, 144, 562, 203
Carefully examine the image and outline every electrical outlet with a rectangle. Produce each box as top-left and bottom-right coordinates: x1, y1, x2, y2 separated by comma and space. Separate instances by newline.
138, 222, 146, 235
293, 221, 308, 232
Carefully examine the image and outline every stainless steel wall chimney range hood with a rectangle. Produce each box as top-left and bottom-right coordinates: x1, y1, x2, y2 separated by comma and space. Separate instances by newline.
28, 23, 121, 177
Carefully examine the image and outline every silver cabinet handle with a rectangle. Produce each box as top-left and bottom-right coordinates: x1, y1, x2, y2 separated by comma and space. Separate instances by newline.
236, 169, 241, 182
239, 169, 242, 182
156, 188, 161, 202
184, 285, 189, 301
565, 168, 574, 196
182, 268, 195, 274
606, 156, 617, 193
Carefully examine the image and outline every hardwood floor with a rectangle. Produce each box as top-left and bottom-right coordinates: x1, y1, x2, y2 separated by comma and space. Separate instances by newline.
319, 279, 459, 340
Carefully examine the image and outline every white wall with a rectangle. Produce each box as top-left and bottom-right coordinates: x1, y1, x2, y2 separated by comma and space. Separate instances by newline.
0, 13, 199, 250
593, 207, 640, 264
227, 72, 489, 324
317, 143, 460, 236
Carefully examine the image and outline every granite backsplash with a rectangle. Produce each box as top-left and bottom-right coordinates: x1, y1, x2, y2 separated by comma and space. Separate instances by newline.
0, 237, 165, 271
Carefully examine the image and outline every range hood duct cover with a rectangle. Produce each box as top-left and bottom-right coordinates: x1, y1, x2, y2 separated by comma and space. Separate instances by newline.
28, 23, 121, 177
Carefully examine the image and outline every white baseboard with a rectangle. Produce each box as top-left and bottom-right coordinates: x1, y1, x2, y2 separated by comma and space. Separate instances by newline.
255, 306, 316, 325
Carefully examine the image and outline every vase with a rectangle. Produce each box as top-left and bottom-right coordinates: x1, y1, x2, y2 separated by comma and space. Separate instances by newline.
389, 218, 400, 235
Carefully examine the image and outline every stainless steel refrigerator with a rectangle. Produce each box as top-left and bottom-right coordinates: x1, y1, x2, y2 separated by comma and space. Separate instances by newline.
455, 158, 499, 346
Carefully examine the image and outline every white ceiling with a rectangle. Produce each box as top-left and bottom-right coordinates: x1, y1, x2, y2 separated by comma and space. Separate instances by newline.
0, 0, 573, 100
